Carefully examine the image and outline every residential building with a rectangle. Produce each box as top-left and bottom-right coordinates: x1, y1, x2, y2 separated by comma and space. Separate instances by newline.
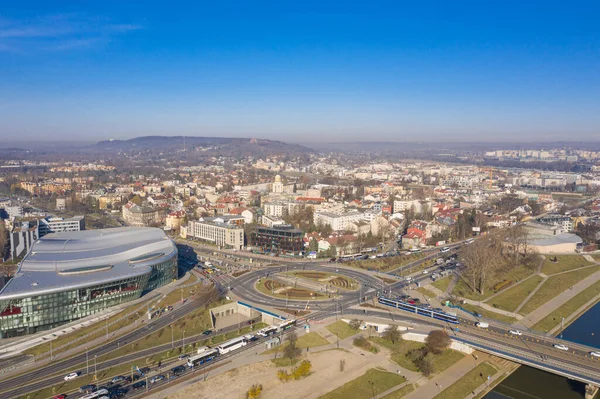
122, 202, 161, 227
313, 210, 364, 231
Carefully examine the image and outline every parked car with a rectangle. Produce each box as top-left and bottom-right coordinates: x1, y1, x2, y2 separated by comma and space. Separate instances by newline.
64, 372, 79, 381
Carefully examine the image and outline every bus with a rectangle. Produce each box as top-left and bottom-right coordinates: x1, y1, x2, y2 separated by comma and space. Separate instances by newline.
187, 348, 219, 367
257, 326, 278, 337
81, 389, 109, 399
217, 336, 247, 354
377, 297, 459, 324
277, 319, 296, 331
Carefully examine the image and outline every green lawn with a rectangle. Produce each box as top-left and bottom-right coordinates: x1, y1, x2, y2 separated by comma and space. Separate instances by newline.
519, 266, 600, 315
452, 265, 535, 302
460, 303, 517, 325
487, 275, 545, 312
381, 384, 415, 399
284, 271, 359, 290
532, 282, 600, 333
417, 287, 438, 299
264, 332, 330, 354
433, 362, 497, 399
431, 277, 452, 293
319, 368, 406, 399
541, 255, 592, 275
325, 320, 360, 340
370, 337, 464, 375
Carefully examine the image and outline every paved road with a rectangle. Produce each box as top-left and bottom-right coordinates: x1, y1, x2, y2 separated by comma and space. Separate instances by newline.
0, 297, 210, 398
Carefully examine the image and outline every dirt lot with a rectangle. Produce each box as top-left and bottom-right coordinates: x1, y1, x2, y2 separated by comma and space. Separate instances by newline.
169, 348, 381, 399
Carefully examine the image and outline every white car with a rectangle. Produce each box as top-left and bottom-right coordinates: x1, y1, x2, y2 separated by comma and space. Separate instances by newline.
509, 330, 522, 336
64, 372, 79, 381
590, 351, 600, 357
553, 344, 569, 351
422, 270, 429, 274
440, 247, 450, 253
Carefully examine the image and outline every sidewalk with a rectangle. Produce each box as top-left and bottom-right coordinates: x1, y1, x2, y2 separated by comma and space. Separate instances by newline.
517, 268, 600, 328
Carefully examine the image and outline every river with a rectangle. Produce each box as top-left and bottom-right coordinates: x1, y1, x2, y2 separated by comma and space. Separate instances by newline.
484, 301, 600, 399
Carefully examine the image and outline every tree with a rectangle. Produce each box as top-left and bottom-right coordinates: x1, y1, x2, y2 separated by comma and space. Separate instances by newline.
415, 352, 435, 377
460, 232, 503, 295
0, 223, 8, 261
382, 325, 401, 344
283, 332, 302, 360
425, 330, 451, 354
349, 319, 362, 330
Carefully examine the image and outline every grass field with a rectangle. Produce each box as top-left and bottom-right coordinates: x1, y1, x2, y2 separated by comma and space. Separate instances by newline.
370, 337, 464, 375
264, 332, 330, 354
519, 266, 600, 315
432, 362, 497, 399
325, 320, 360, 340
319, 368, 406, 399
284, 271, 359, 290
532, 282, 600, 333
459, 303, 518, 325
346, 253, 426, 272
487, 275, 545, 312
431, 277, 452, 293
541, 255, 592, 275
452, 265, 535, 302
380, 384, 415, 398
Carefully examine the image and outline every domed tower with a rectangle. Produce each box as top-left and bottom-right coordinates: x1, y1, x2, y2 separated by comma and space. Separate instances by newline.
272, 174, 284, 194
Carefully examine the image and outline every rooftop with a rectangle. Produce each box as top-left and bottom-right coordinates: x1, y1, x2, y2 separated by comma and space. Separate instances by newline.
0, 227, 177, 300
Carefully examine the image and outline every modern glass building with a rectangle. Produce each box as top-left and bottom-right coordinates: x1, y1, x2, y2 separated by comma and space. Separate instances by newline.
0, 227, 177, 338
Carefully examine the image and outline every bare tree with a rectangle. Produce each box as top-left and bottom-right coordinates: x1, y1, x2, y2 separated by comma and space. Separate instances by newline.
0, 224, 8, 261
382, 325, 401, 344
349, 319, 362, 330
460, 232, 503, 295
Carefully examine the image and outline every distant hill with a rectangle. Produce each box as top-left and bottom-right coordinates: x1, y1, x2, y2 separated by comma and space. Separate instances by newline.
92, 136, 312, 157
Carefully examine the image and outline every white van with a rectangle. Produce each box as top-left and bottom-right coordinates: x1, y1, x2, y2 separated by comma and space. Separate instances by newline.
409, 247, 421, 253
404, 276, 413, 282
476, 322, 489, 328
440, 247, 450, 253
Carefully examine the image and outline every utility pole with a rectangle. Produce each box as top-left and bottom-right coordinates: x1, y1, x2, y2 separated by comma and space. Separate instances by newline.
182, 330, 186, 352
171, 325, 174, 349
106, 318, 108, 340
86, 347, 89, 375
50, 342, 53, 361
94, 355, 97, 380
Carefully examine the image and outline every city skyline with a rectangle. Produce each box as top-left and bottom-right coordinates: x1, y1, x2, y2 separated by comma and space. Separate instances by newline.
1, 2, 600, 142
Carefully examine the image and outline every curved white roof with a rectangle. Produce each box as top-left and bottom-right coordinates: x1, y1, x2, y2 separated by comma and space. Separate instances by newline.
0, 227, 177, 300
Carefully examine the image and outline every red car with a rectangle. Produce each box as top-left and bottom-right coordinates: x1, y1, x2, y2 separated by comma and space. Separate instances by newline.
53, 395, 67, 399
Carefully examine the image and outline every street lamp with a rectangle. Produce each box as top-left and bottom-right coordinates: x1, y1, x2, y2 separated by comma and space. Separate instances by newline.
170, 325, 174, 349
94, 355, 97, 380
182, 330, 186, 352
368, 380, 376, 399
86, 347, 89, 375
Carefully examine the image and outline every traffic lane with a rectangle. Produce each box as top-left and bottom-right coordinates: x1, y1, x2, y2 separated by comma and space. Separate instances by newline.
0, 298, 205, 391
0, 316, 260, 399
457, 316, 600, 358
456, 330, 600, 380
456, 324, 600, 373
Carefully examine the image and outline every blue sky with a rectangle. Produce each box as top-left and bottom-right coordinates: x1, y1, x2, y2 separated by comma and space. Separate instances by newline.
1, 1, 599, 143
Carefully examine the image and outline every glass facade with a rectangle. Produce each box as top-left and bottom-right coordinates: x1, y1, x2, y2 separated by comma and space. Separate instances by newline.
0, 256, 178, 338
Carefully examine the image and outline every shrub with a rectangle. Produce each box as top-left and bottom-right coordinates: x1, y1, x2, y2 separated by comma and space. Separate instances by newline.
278, 360, 312, 382
353, 337, 379, 353
246, 384, 263, 399
339, 358, 346, 372
493, 280, 513, 291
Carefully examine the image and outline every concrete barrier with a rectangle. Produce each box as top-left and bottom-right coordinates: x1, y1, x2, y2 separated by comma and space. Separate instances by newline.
402, 332, 474, 354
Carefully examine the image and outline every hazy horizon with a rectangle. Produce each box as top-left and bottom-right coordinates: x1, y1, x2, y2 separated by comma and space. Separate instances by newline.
1, 2, 599, 142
